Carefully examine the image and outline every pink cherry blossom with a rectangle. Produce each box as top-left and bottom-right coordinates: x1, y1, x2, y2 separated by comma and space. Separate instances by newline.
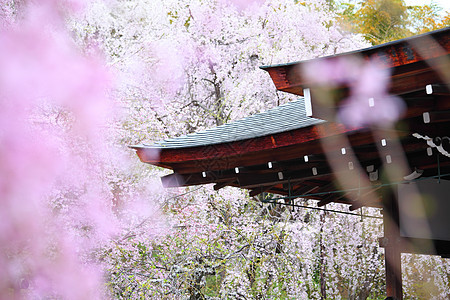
304, 57, 406, 126
1, 0, 447, 299
220, 0, 265, 11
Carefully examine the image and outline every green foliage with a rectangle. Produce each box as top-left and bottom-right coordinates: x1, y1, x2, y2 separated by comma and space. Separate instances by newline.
334, 0, 450, 44
357, 0, 408, 44
407, 4, 448, 34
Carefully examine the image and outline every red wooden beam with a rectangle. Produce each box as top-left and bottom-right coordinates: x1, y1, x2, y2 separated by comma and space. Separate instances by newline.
261, 28, 450, 97
133, 123, 362, 173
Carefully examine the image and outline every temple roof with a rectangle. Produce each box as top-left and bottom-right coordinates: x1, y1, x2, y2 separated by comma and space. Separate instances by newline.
132, 27, 450, 211
131, 27, 450, 264
138, 99, 324, 149
260, 26, 450, 71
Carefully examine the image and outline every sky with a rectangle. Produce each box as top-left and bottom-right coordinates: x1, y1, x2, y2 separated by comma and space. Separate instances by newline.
404, 0, 450, 14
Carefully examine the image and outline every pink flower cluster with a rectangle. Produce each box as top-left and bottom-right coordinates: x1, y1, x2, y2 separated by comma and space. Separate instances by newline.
0, 1, 117, 298
303, 56, 406, 127
219, 0, 265, 11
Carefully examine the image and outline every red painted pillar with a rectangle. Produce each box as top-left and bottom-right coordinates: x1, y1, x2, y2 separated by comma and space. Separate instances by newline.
383, 190, 403, 300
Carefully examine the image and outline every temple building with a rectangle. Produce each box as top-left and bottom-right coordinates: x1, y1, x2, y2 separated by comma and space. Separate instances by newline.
133, 27, 450, 299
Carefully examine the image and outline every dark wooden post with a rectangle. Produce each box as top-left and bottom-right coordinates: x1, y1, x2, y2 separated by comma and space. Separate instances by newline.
319, 210, 327, 299
382, 189, 403, 300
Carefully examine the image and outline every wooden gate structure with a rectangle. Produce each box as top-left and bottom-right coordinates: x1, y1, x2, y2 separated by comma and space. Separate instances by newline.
132, 27, 450, 299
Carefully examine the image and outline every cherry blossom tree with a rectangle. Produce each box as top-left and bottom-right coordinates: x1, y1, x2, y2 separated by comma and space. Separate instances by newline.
0, 1, 165, 298
71, 0, 450, 298
72, 0, 366, 135
2, 0, 450, 299
69, 1, 391, 298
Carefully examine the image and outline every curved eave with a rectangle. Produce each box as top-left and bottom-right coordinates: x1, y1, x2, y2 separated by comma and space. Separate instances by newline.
261, 27, 450, 96
260, 27, 450, 70
133, 122, 363, 174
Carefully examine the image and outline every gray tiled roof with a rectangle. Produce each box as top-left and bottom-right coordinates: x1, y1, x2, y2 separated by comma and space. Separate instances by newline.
141, 98, 325, 149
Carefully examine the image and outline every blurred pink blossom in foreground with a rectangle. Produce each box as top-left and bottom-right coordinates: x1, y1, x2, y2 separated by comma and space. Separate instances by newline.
0, 1, 119, 298
303, 57, 406, 127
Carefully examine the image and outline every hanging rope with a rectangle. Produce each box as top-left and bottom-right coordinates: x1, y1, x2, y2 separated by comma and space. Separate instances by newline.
258, 173, 450, 220
260, 198, 382, 219
265, 173, 450, 203
437, 153, 441, 183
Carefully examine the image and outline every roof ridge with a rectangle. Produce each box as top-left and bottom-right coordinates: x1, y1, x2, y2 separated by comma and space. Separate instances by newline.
138, 98, 325, 149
